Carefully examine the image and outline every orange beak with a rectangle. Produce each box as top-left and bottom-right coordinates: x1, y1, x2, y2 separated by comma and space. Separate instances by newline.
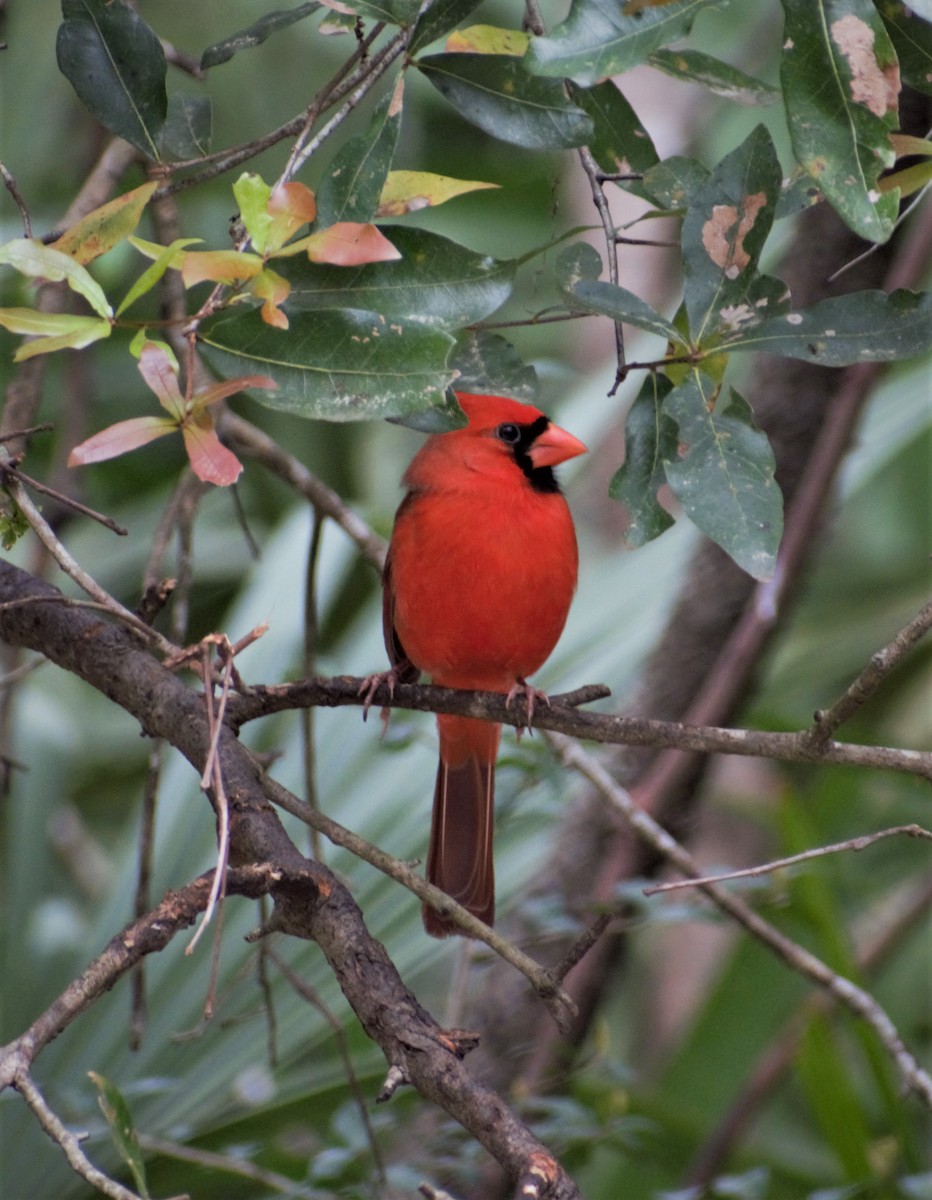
528, 422, 588, 469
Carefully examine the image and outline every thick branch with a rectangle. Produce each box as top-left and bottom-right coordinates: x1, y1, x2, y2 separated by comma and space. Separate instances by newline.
0, 559, 580, 1197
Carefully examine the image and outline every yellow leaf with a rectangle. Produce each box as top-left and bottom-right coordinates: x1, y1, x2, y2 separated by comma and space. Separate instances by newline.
377, 171, 499, 217
180, 249, 264, 287
51, 182, 158, 264
445, 25, 530, 56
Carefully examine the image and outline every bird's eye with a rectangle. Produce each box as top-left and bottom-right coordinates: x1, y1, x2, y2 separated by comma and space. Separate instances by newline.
496, 423, 521, 444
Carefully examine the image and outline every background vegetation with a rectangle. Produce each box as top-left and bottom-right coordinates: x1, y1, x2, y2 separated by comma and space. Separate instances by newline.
0, 2, 930, 1198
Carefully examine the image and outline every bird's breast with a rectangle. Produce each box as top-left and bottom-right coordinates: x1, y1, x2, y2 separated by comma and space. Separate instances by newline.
388, 483, 578, 690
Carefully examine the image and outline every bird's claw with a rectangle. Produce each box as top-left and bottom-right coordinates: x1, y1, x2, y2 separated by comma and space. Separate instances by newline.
358, 669, 397, 726
506, 677, 550, 734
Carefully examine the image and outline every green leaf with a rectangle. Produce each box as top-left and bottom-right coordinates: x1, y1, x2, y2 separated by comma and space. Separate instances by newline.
0, 309, 112, 359
315, 77, 405, 227
663, 379, 783, 579
648, 48, 780, 105
200, 2, 321, 69
526, 0, 723, 86
717, 288, 932, 363
277, 226, 515, 329
56, 0, 167, 160
409, 0, 487, 55
609, 373, 677, 547
876, 0, 932, 96
566, 80, 660, 177
118, 237, 201, 316
389, 388, 468, 432
0, 238, 112, 318
199, 307, 457, 421
87, 1072, 150, 1199
780, 0, 900, 243
556, 242, 685, 345
797, 1016, 874, 1180
416, 54, 594, 150
158, 93, 212, 160
641, 156, 710, 212
681, 124, 782, 344
449, 330, 539, 402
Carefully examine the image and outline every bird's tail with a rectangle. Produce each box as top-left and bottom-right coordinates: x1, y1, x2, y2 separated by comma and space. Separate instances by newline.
424, 714, 500, 937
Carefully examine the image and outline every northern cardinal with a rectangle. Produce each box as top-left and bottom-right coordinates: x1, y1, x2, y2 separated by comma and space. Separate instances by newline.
379, 393, 586, 937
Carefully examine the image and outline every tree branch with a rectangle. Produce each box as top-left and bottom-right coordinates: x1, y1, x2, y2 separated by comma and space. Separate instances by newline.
549, 733, 932, 1109
228, 674, 932, 781
0, 558, 582, 1197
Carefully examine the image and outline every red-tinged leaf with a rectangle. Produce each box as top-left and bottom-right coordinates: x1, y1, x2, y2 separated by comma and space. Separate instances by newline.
181, 411, 243, 485
248, 268, 291, 328
192, 374, 278, 410
137, 341, 185, 418
299, 222, 400, 266
51, 181, 158, 264
68, 416, 176, 467
267, 182, 317, 252
181, 249, 264, 288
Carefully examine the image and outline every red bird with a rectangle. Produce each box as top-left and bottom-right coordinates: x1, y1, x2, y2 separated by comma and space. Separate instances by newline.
380, 393, 586, 937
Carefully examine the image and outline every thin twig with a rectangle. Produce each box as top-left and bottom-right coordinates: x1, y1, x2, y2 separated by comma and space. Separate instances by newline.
805, 598, 932, 746
14, 1072, 154, 1200
221, 411, 387, 568
260, 771, 580, 1032
577, 146, 626, 390
137, 1133, 313, 1196
0, 467, 177, 655
0, 161, 32, 236
550, 732, 932, 1109
186, 640, 236, 960
269, 949, 387, 1185
303, 508, 326, 861
131, 741, 164, 1050
643, 824, 932, 894
686, 872, 932, 1185
3, 461, 128, 534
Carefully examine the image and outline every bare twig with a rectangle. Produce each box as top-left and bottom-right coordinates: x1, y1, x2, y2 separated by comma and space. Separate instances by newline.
302, 508, 326, 861
0, 160, 32, 236
0, 466, 177, 655
221, 411, 387, 568
550, 732, 932, 1109
643, 824, 932, 894
13, 1073, 155, 1200
805, 598, 932, 746
577, 146, 626, 390
686, 872, 932, 1185
137, 1133, 313, 1196
2, 460, 128, 534
269, 949, 387, 1185
260, 771, 580, 1032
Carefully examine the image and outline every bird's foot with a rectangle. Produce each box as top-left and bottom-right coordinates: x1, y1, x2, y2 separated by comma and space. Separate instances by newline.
506, 677, 550, 734
358, 668, 399, 730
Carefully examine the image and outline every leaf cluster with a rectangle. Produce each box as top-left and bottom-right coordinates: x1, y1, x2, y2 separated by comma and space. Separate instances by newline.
0, 0, 929, 571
